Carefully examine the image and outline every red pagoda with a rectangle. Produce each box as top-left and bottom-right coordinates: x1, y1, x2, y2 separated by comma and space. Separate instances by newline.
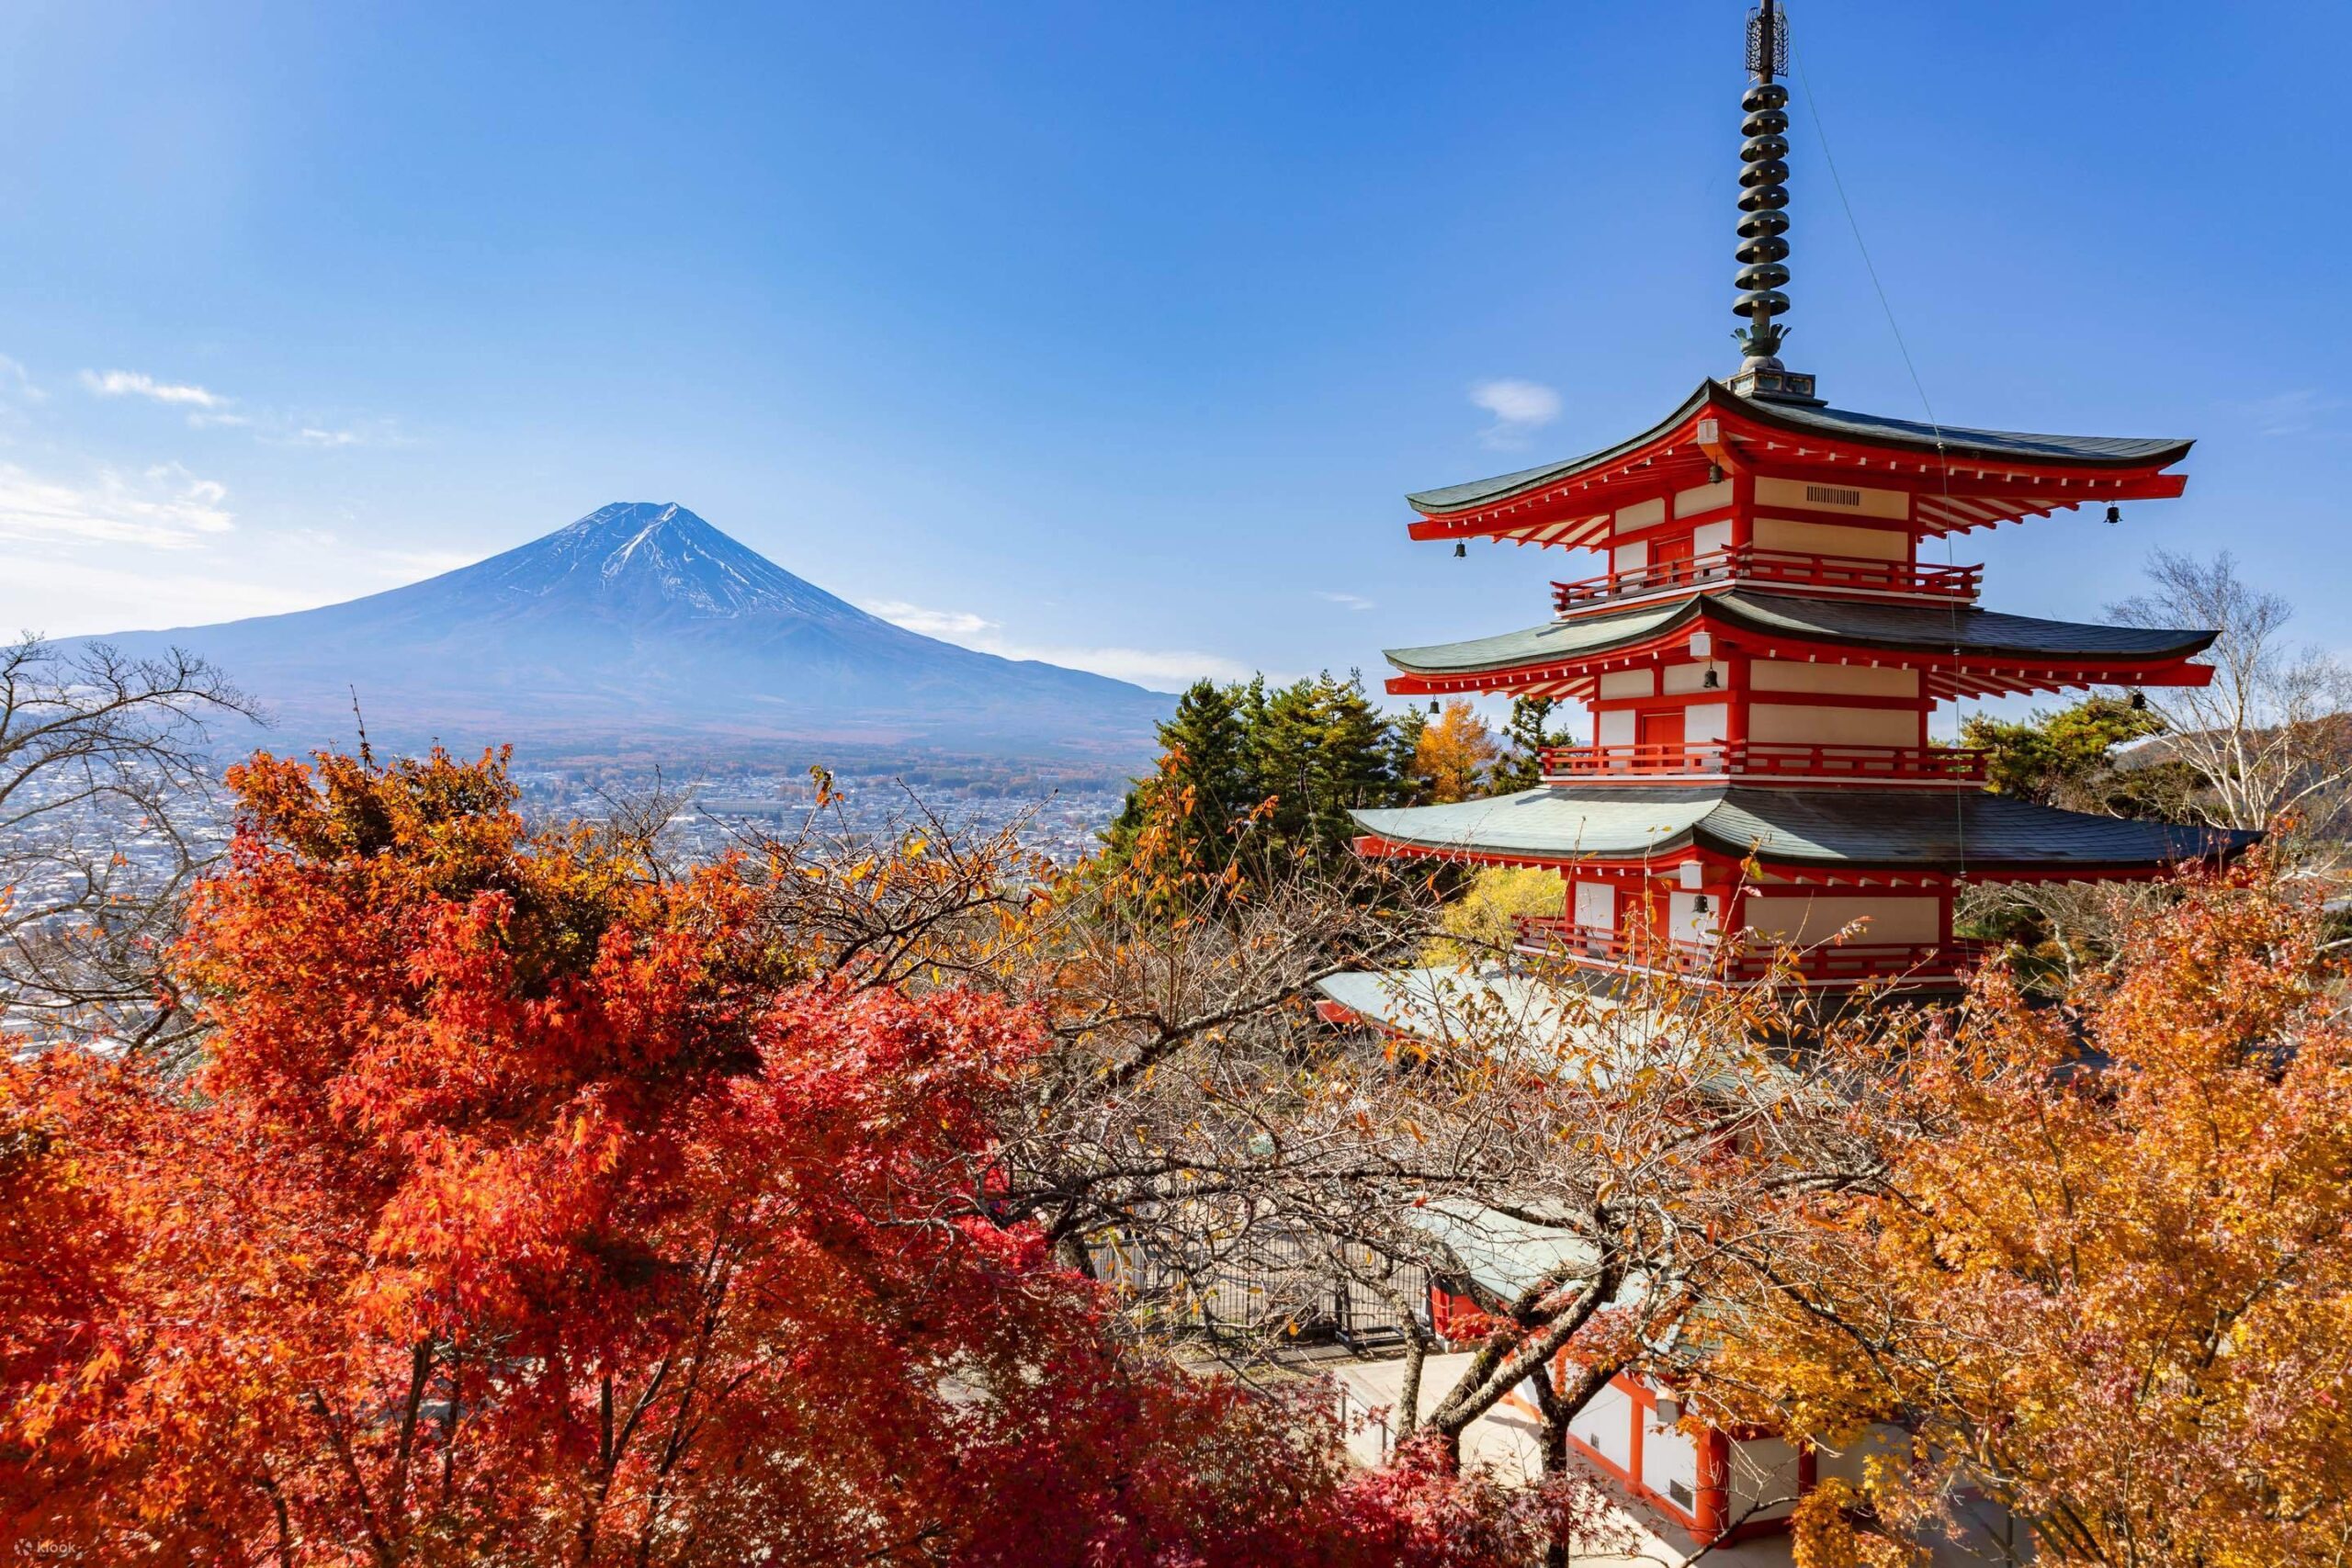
1343, 9, 2252, 994
1317, 8, 2259, 1549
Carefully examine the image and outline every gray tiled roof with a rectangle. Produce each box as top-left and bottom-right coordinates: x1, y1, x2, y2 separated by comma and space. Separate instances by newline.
1767, 401, 2190, 465
1385, 591, 2215, 676
1316, 963, 1623, 1042
1405, 382, 2192, 514
1351, 785, 2257, 871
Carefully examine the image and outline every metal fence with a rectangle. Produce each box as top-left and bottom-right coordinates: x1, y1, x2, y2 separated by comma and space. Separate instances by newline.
1087, 1229, 1429, 1352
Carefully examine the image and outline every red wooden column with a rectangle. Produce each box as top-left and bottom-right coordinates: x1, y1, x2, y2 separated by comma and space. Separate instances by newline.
1691, 1429, 1732, 1540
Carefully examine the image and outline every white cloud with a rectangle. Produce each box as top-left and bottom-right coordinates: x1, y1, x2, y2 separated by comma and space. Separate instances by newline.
260, 416, 404, 449
80, 368, 227, 409
0, 461, 234, 550
0, 553, 317, 637
1024, 646, 1260, 690
1316, 591, 1376, 612
1469, 377, 1562, 449
860, 597, 1255, 692
2229, 388, 2338, 438
368, 547, 481, 579
77, 370, 403, 448
0, 355, 45, 403
864, 599, 998, 638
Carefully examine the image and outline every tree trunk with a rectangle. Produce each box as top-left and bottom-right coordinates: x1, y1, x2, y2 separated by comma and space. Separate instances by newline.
1424, 1253, 1623, 1449
1394, 1329, 1427, 1448
1530, 1359, 1573, 1568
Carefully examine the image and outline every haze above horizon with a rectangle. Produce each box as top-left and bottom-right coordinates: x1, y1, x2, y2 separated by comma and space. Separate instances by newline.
0, 1, 2340, 699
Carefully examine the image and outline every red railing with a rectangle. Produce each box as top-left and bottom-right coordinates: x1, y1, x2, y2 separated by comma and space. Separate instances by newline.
1512, 917, 1993, 986
1551, 547, 1981, 614
1539, 741, 1987, 784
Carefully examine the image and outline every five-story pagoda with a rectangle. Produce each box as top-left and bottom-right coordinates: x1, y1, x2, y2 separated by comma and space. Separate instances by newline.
1345, 0, 2253, 994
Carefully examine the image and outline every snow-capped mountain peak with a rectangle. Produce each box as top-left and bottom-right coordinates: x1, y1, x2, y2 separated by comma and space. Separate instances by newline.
469, 502, 869, 621
64, 502, 1170, 755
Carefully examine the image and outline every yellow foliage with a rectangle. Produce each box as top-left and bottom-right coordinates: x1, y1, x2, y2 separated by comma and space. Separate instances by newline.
1790, 1480, 1862, 1568
1420, 865, 1564, 966
1701, 864, 2352, 1567
1413, 699, 1501, 804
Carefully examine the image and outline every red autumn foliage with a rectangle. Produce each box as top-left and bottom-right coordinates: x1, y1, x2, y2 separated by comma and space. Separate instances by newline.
0, 747, 1553, 1566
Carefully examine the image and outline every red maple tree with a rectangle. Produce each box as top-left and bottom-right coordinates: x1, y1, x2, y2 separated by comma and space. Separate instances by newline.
1, 747, 1559, 1566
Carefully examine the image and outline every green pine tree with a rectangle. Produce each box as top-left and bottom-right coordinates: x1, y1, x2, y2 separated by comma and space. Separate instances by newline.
1489, 695, 1566, 794
1103, 678, 1259, 874
1306, 671, 1403, 862
1958, 695, 2186, 816
1389, 703, 1433, 805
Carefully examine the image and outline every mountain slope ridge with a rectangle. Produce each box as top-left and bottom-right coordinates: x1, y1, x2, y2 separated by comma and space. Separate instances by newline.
68, 502, 1170, 757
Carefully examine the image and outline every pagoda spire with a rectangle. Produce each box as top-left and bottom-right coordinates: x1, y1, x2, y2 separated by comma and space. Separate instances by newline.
1730, 2, 1818, 403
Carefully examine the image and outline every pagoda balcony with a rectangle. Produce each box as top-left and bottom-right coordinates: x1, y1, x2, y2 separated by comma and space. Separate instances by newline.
1538, 740, 1989, 786
1550, 547, 1981, 615
1511, 917, 1994, 987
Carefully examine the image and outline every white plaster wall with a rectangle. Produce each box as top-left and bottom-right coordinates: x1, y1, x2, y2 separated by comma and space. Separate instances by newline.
1597, 709, 1636, 746
1675, 479, 1733, 517
1751, 660, 1919, 697
1613, 539, 1649, 572
1691, 518, 1734, 555
1727, 1435, 1804, 1524
1668, 891, 1720, 942
1612, 497, 1667, 534
1745, 895, 1940, 946
1577, 1381, 1636, 1472
1755, 476, 1910, 520
1661, 661, 1716, 694
1599, 670, 1657, 699
1575, 881, 1616, 932
1747, 703, 1918, 746
1684, 703, 1728, 745
1638, 1405, 1702, 1514
1753, 515, 1907, 560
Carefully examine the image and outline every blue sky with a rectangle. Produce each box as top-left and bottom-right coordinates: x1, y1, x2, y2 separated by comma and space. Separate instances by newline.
0, 0, 2341, 716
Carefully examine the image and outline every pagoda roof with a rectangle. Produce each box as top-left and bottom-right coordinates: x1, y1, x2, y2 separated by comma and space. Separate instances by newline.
1316, 963, 1621, 1043
1408, 384, 2189, 514
1405, 381, 2192, 544
1383, 589, 2216, 700
1350, 785, 2256, 876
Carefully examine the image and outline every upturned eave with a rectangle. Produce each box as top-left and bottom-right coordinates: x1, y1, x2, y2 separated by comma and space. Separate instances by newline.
1404, 381, 2193, 546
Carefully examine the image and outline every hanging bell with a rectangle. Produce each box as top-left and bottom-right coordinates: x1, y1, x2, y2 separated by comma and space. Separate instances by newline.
1702, 665, 1722, 690
1453, 541, 1466, 558
2129, 690, 2146, 711
1428, 699, 1441, 715
1708, 462, 1724, 484
2105, 505, 2122, 525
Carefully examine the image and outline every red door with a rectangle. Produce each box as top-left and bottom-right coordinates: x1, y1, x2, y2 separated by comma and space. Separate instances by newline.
1649, 533, 1695, 586
1635, 708, 1685, 769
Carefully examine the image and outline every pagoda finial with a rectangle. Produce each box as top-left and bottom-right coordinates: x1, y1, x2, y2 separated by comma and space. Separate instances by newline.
1729, 2, 1819, 402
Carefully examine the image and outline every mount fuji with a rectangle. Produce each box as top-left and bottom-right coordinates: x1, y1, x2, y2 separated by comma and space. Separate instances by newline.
72, 503, 1173, 758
